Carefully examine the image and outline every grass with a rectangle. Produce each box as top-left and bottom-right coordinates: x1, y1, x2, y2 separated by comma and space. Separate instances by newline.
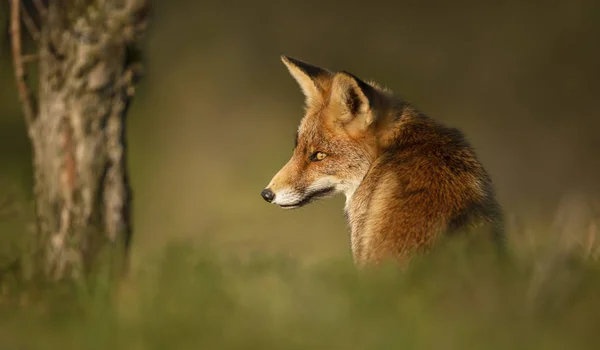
0, 209, 599, 349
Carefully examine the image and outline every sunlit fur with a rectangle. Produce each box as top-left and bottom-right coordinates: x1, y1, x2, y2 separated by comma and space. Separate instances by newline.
263, 56, 504, 267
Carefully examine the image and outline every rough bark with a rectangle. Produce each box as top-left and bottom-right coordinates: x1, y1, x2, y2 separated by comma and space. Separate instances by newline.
10, 0, 148, 282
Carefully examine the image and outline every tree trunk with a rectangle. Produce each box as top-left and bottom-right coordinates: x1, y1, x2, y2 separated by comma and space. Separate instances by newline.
11, 0, 149, 282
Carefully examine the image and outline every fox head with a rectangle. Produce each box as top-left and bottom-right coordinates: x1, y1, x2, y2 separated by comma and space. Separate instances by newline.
261, 56, 394, 209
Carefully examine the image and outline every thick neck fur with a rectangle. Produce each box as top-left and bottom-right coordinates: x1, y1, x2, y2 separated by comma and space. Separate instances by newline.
342, 92, 415, 201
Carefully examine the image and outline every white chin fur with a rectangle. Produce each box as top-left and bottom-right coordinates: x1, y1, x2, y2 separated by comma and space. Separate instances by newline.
272, 188, 303, 207
272, 177, 340, 208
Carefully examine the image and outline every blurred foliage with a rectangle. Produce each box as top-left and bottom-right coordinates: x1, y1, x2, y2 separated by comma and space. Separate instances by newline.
0, 235, 599, 349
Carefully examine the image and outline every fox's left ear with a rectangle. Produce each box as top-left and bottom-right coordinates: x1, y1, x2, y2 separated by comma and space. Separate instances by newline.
330, 71, 380, 133
281, 55, 332, 106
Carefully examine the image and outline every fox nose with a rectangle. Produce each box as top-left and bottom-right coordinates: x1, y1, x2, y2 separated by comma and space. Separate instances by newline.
261, 188, 275, 203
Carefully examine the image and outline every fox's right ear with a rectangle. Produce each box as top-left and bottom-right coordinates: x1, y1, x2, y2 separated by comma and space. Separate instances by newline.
281, 55, 332, 105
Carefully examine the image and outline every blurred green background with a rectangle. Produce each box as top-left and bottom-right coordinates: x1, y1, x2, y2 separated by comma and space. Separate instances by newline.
1, 0, 600, 348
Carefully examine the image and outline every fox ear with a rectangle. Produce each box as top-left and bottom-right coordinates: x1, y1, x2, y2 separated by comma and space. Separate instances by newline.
330, 71, 379, 131
281, 55, 332, 105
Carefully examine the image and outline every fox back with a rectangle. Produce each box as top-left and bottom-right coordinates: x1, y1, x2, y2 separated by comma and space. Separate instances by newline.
261, 56, 504, 267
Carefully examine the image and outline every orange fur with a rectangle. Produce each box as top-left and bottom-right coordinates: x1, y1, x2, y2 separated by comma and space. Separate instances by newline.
262, 56, 504, 267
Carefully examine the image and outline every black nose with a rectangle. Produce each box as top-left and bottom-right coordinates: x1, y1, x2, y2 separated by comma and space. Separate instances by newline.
261, 188, 275, 203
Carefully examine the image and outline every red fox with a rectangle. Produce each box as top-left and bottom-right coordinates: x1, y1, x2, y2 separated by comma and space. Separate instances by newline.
261, 55, 504, 267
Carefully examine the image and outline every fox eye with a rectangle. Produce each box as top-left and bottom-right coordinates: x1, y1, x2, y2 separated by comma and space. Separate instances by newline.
310, 151, 327, 162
